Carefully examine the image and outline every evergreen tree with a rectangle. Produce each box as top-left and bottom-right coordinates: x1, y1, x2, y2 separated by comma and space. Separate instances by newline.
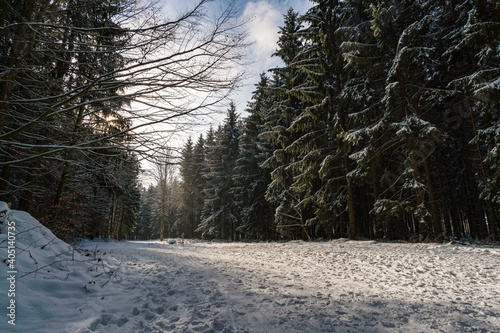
261, 8, 313, 240
179, 135, 206, 238
149, 0, 500, 242
442, 0, 500, 238
282, 1, 360, 239
198, 103, 240, 239
234, 74, 275, 240
180, 137, 196, 238
135, 187, 154, 240
0, 0, 246, 241
192, 135, 206, 238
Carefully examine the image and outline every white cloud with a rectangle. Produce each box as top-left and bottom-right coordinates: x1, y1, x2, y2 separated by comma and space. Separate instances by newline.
243, 0, 313, 61
233, 0, 312, 114
243, 1, 283, 60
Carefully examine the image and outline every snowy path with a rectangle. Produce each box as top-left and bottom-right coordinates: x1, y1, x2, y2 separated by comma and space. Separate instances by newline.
68, 240, 500, 333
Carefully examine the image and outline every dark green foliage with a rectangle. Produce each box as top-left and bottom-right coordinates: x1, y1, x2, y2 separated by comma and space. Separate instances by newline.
175, 0, 500, 241
198, 103, 241, 240
263, 8, 315, 240
233, 74, 276, 240
179, 135, 206, 238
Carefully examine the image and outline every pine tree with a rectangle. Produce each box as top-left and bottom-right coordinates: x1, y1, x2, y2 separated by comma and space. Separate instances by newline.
180, 137, 196, 238
442, 0, 500, 239
234, 74, 275, 239
335, 0, 389, 239
135, 187, 154, 240
192, 135, 206, 238
0, 0, 247, 241
179, 135, 206, 238
283, 1, 361, 239
198, 103, 240, 239
340, 0, 500, 241
261, 8, 313, 240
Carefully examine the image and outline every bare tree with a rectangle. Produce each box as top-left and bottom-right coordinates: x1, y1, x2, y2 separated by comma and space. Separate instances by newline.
0, 0, 248, 208
151, 149, 176, 241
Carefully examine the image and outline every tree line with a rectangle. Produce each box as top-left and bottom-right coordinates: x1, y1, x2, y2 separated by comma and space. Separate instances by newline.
138, 0, 499, 242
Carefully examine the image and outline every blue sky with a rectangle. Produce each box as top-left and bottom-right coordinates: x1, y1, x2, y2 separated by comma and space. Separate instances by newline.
231, 0, 312, 112
162, 0, 313, 114
139, 0, 313, 180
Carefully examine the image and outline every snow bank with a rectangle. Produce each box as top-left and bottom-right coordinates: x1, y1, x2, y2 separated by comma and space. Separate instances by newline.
0, 203, 117, 332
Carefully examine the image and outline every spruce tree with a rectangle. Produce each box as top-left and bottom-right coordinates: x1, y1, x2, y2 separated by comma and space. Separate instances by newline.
179, 134, 206, 238
261, 8, 312, 240
285, 1, 360, 239
192, 135, 206, 238
180, 137, 196, 238
442, 0, 500, 239
234, 74, 275, 240
198, 103, 240, 240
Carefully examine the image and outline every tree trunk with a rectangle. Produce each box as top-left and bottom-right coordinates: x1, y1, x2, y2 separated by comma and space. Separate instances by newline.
371, 159, 381, 238
345, 156, 357, 239
424, 158, 441, 239
338, 204, 345, 238
0, 0, 37, 134
18, 161, 40, 211
160, 207, 164, 241
434, 154, 450, 239
299, 208, 311, 241
0, 162, 12, 201
460, 134, 486, 239
408, 138, 428, 241
117, 200, 124, 240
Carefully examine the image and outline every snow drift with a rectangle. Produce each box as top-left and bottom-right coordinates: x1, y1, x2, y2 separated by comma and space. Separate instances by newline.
0, 203, 117, 332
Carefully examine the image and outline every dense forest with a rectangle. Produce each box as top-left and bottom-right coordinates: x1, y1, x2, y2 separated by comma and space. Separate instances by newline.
141, 0, 500, 242
2, 0, 499, 242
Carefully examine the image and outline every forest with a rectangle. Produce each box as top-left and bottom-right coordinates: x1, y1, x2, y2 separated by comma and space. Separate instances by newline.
1, 0, 499, 243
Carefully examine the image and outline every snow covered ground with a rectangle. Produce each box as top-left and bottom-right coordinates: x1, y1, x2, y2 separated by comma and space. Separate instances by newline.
1, 206, 500, 332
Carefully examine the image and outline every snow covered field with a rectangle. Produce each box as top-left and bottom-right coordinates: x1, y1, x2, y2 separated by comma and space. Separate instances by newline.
1, 207, 500, 332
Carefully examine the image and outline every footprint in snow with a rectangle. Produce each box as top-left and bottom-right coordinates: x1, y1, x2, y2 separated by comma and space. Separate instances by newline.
194, 310, 208, 319
117, 317, 129, 327
89, 314, 113, 331
132, 307, 140, 316
143, 309, 155, 321
168, 315, 180, 324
